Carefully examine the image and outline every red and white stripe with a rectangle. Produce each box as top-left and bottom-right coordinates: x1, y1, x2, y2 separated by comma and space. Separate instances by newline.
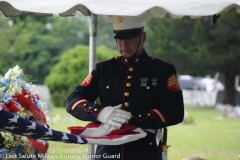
68, 123, 147, 145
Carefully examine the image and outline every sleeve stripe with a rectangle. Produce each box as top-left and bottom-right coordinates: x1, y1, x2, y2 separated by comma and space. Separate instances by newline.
71, 99, 87, 110
152, 109, 166, 123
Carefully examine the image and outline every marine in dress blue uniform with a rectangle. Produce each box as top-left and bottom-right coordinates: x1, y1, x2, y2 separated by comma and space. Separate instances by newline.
66, 15, 184, 160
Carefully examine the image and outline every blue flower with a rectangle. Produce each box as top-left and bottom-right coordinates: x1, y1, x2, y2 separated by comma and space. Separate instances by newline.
22, 82, 30, 91
15, 143, 22, 155
0, 78, 9, 86
1, 93, 12, 103
15, 77, 22, 84
33, 95, 42, 110
0, 148, 9, 160
0, 86, 6, 92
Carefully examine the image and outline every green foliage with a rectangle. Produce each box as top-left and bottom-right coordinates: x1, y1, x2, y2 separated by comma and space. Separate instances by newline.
192, 9, 240, 75
0, 13, 118, 85
147, 10, 240, 77
192, 9, 240, 105
44, 45, 119, 107
146, 16, 200, 75
0, 12, 89, 84
146, 10, 240, 105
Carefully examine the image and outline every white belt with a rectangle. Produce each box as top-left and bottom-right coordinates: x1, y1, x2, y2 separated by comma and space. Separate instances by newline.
144, 129, 162, 145
143, 129, 156, 133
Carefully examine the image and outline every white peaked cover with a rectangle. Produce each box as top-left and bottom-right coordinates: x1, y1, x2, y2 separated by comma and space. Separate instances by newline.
0, 0, 240, 18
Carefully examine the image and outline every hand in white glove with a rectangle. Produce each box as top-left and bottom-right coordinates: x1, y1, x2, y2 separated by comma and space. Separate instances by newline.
97, 104, 131, 129
101, 105, 130, 130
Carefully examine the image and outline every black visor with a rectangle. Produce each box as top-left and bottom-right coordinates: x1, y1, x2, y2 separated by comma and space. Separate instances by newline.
113, 28, 143, 39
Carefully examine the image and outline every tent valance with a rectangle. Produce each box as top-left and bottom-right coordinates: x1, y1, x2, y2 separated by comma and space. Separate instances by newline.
0, 0, 240, 18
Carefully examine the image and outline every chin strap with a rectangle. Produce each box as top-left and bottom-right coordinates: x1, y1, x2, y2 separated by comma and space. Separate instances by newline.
129, 33, 143, 59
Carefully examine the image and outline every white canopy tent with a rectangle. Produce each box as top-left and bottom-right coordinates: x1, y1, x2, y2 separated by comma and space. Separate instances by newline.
0, 0, 240, 17
1, 0, 240, 159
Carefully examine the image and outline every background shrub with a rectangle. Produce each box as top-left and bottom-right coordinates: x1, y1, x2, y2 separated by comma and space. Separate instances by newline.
44, 45, 119, 107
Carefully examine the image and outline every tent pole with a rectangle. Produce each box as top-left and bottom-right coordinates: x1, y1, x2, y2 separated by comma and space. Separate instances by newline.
89, 13, 97, 73
88, 13, 97, 160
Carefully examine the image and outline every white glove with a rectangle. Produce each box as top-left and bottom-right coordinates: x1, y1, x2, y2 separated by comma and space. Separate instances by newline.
97, 104, 131, 129
100, 124, 118, 130
101, 105, 130, 130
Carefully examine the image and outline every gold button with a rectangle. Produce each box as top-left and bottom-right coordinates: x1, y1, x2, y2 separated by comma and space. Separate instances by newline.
125, 102, 129, 107
89, 107, 92, 109
149, 142, 153, 145
129, 67, 134, 72
138, 114, 142, 117
118, 16, 124, 22
106, 86, 110, 89
126, 83, 131, 87
127, 75, 132, 79
124, 92, 129, 96
148, 113, 151, 116
94, 108, 98, 111
147, 86, 150, 89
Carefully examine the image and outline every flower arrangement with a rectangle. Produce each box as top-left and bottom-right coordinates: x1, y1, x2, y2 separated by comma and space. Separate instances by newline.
0, 65, 50, 159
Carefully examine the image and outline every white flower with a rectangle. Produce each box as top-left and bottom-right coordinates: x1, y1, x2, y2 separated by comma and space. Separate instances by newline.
6, 84, 21, 96
29, 84, 39, 95
4, 65, 22, 80
12, 65, 22, 76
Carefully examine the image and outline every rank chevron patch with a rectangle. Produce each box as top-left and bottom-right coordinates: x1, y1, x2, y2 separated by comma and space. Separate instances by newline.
81, 73, 93, 86
167, 74, 181, 92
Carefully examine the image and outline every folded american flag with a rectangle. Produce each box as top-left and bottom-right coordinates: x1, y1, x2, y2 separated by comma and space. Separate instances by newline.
68, 123, 147, 145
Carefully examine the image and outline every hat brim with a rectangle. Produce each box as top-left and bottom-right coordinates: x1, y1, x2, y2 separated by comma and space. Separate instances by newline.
113, 28, 142, 39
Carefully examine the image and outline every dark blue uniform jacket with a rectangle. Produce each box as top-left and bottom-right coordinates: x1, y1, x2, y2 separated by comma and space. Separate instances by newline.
66, 50, 184, 160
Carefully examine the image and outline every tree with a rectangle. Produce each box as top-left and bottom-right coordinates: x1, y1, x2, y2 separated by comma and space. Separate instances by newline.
44, 45, 119, 107
146, 10, 240, 106
146, 16, 200, 75
0, 13, 32, 74
0, 12, 89, 83
192, 9, 240, 105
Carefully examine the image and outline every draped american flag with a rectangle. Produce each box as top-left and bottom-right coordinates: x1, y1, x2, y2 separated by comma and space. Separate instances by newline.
0, 107, 88, 145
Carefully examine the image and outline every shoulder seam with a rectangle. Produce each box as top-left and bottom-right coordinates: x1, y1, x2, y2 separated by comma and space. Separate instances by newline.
98, 56, 120, 64
149, 56, 171, 66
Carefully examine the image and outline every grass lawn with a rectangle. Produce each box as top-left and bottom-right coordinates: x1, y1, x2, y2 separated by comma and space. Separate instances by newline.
47, 107, 88, 160
46, 105, 240, 160
168, 105, 240, 160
